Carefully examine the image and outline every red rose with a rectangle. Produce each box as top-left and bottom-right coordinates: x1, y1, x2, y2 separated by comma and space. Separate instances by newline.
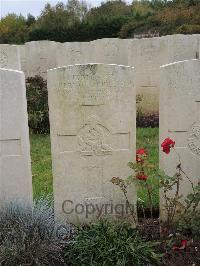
172, 239, 187, 251
136, 173, 148, 181
161, 138, 175, 154
136, 148, 147, 163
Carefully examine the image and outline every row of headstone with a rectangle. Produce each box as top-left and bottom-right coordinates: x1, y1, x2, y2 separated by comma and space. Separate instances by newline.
0, 35, 199, 114
0, 63, 136, 224
0, 59, 199, 224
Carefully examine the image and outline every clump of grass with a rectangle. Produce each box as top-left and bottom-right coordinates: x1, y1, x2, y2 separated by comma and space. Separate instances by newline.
30, 134, 53, 199
64, 218, 162, 266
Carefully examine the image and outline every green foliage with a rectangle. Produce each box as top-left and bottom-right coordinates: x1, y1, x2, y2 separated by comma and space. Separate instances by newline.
178, 210, 200, 237
175, 24, 200, 34
30, 134, 53, 199
158, 157, 200, 232
64, 219, 162, 266
85, 0, 131, 22
26, 76, 49, 134
0, 14, 29, 44
28, 15, 130, 42
0, 199, 65, 265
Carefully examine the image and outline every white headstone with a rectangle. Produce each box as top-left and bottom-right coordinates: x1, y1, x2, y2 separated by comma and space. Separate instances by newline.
199, 36, 200, 59
168, 34, 199, 62
24, 41, 58, 79
128, 36, 169, 114
0, 69, 32, 207
19, 45, 27, 76
56, 42, 92, 67
48, 64, 136, 224
92, 38, 130, 66
159, 59, 200, 220
0, 44, 21, 70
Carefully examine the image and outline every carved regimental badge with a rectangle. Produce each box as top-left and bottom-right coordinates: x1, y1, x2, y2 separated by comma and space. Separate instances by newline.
78, 116, 112, 157
188, 122, 200, 156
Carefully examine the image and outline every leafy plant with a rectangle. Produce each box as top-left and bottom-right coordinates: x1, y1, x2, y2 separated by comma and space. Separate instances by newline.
111, 136, 200, 236
111, 148, 156, 220
0, 199, 65, 265
26, 76, 50, 134
64, 218, 162, 266
137, 112, 159, 128
178, 210, 200, 238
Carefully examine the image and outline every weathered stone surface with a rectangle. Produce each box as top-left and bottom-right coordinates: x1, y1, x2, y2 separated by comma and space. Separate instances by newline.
0, 68, 32, 207
128, 35, 200, 114
199, 36, 200, 59
56, 39, 130, 68
0, 44, 21, 70
91, 38, 130, 65
19, 45, 27, 75
167, 34, 199, 62
159, 59, 200, 221
48, 64, 136, 224
56, 42, 92, 67
128, 36, 169, 114
24, 41, 58, 79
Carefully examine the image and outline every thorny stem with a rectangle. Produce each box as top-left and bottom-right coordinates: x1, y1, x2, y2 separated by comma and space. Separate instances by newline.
173, 147, 195, 192
164, 192, 171, 228
140, 163, 153, 219
172, 147, 181, 165
179, 168, 195, 192
181, 197, 195, 220
170, 169, 181, 225
142, 204, 146, 220
164, 147, 196, 229
123, 189, 137, 225
145, 181, 153, 219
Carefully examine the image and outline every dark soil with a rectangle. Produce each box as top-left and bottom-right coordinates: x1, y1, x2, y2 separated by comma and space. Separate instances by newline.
138, 218, 200, 266
161, 239, 200, 266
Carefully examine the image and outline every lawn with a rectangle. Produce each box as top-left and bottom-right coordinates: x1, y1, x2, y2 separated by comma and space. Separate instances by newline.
136, 128, 159, 209
30, 127, 159, 208
30, 134, 53, 200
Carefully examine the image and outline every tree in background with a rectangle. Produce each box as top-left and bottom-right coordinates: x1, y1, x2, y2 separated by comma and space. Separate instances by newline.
67, 0, 89, 21
0, 14, 29, 44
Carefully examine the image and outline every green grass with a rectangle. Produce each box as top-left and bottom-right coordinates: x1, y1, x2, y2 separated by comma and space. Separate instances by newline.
136, 128, 159, 208
30, 128, 159, 208
30, 134, 53, 200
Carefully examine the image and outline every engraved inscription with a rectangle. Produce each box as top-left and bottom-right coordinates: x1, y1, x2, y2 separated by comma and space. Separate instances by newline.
0, 50, 8, 68
188, 122, 200, 156
80, 87, 107, 105
78, 116, 112, 157
57, 76, 112, 105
